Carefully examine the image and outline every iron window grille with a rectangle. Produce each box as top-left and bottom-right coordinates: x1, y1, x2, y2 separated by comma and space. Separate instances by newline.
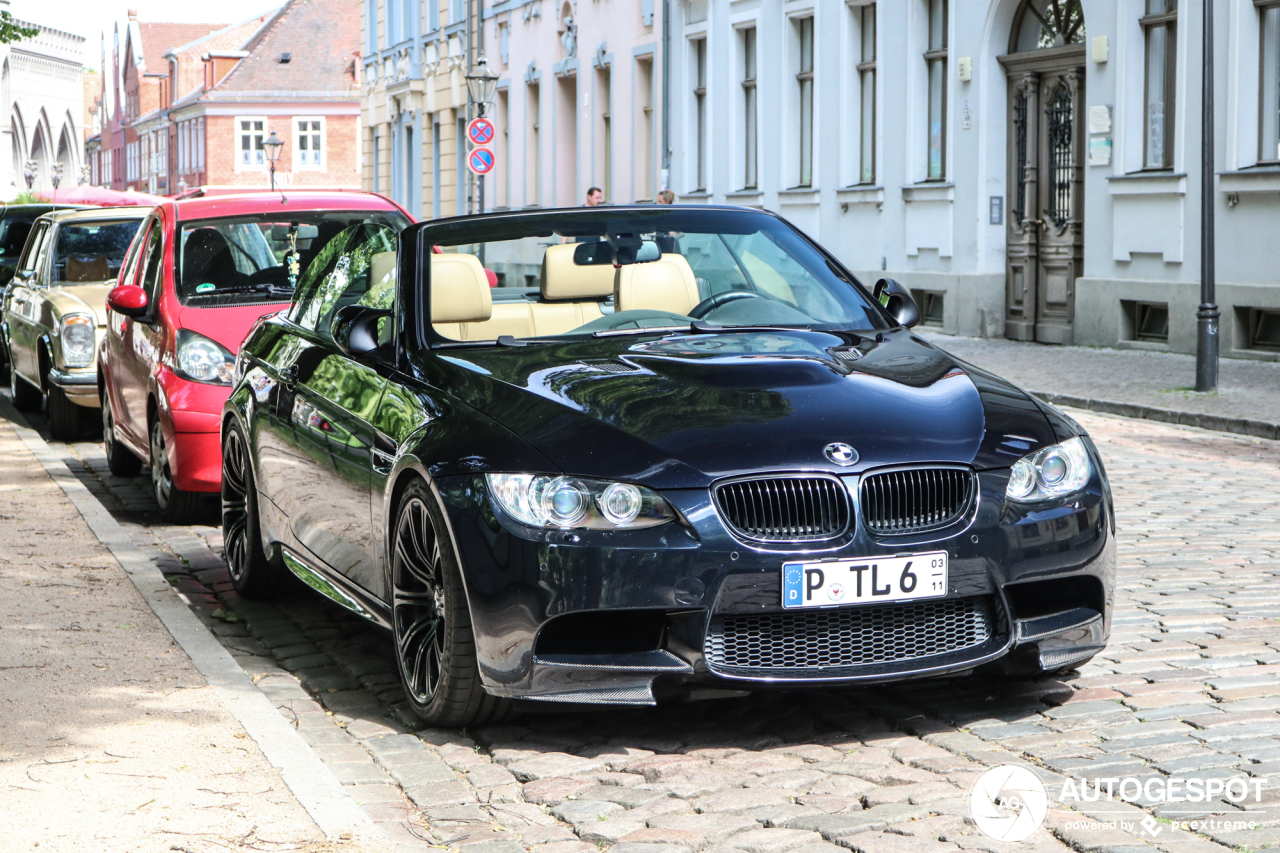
1044, 84, 1075, 229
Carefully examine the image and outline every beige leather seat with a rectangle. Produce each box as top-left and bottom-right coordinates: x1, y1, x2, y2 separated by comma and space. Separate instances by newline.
359, 251, 397, 310
65, 255, 111, 282
614, 254, 700, 315
431, 253, 492, 339
540, 243, 615, 301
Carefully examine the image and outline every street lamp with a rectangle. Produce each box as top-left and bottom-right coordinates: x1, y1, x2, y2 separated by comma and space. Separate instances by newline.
465, 55, 500, 217
51, 163, 63, 190
264, 130, 284, 190
23, 159, 37, 190
1195, 0, 1219, 392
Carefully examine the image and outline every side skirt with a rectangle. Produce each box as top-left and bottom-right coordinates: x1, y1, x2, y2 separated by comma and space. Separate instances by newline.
280, 547, 392, 630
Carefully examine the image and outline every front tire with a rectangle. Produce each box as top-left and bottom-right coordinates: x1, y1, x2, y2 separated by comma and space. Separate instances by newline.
150, 417, 203, 524
392, 479, 512, 727
9, 368, 41, 412
47, 385, 84, 442
102, 395, 142, 476
222, 422, 287, 598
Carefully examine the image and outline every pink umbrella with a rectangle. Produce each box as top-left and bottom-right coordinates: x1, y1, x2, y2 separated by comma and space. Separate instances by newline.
39, 185, 168, 207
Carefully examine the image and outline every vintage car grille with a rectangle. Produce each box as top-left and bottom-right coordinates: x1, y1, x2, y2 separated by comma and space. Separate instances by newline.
713, 476, 851, 542
704, 596, 994, 672
859, 467, 976, 534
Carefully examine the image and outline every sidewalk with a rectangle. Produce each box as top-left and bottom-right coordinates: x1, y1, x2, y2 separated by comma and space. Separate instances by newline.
919, 332, 1280, 440
0, 411, 385, 853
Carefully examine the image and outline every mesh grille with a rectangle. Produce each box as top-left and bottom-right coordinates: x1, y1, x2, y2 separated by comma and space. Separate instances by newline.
713, 476, 851, 542
704, 597, 993, 672
859, 468, 975, 534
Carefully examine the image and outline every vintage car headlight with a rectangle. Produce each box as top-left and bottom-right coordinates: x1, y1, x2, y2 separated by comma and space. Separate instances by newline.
173, 329, 235, 385
1006, 436, 1092, 502
59, 313, 96, 368
486, 473, 676, 529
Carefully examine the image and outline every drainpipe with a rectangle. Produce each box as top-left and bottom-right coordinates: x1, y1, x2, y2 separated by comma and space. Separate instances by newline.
661, 0, 670, 191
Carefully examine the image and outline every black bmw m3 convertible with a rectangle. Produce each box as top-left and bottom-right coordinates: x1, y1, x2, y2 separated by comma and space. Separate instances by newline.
222, 206, 1115, 725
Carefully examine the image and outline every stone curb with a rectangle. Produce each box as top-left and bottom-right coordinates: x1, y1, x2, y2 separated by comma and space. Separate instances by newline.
0, 398, 388, 848
1031, 391, 1280, 442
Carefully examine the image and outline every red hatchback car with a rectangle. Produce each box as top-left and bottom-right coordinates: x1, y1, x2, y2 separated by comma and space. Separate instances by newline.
100, 192, 411, 522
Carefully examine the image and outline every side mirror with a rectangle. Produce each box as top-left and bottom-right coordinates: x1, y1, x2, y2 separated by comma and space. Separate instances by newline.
332, 304, 393, 359
873, 278, 921, 329
107, 284, 149, 319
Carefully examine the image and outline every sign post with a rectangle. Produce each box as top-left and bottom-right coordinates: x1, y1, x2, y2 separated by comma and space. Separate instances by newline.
466, 145, 495, 216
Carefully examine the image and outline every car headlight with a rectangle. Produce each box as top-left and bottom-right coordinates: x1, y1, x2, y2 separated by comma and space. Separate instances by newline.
1006, 436, 1092, 502
173, 328, 235, 385
59, 313, 96, 368
486, 473, 676, 530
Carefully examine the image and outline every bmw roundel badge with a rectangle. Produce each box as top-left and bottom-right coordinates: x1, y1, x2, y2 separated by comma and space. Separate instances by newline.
824, 442, 859, 467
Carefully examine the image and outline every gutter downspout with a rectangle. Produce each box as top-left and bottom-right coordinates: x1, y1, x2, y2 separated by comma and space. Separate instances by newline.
661, 0, 670, 191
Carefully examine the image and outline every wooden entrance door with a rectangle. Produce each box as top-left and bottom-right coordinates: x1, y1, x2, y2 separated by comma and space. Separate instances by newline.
1002, 58, 1084, 344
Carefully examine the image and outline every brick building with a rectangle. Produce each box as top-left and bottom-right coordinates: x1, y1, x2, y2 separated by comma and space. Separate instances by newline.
88, 0, 362, 195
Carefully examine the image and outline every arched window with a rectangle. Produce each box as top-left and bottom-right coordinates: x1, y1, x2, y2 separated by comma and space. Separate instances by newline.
1010, 0, 1084, 53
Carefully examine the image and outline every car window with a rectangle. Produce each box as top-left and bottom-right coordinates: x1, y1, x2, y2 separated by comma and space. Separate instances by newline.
424, 208, 889, 342
0, 216, 35, 261
138, 222, 164, 305
289, 223, 399, 343
117, 218, 153, 290
16, 222, 48, 278
176, 209, 409, 307
51, 219, 145, 283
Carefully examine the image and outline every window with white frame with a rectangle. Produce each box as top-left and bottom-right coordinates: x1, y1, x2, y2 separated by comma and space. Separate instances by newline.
237, 117, 267, 168
1141, 0, 1177, 169
295, 118, 324, 168
693, 37, 707, 191
1261, 0, 1280, 163
797, 16, 815, 187
925, 0, 947, 180
178, 122, 186, 171
857, 3, 876, 184
742, 26, 757, 190
197, 118, 205, 168
367, 0, 378, 53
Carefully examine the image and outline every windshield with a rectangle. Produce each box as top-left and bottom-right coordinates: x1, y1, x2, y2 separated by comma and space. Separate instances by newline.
423, 208, 890, 343
176, 209, 410, 306
52, 218, 145, 283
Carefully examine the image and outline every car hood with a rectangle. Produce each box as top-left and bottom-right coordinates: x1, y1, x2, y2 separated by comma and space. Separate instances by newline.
175, 301, 289, 354
52, 283, 114, 326
420, 328, 1058, 489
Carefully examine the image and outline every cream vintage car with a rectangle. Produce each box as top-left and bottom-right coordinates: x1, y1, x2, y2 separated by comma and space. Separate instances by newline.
2, 207, 149, 439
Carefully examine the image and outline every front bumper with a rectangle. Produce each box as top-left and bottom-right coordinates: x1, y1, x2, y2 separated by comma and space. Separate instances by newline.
436, 457, 1116, 705
48, 367, 100, 405
157, 367, 231, 493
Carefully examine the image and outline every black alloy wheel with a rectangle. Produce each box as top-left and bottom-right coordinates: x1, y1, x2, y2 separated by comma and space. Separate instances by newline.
221, 423, 287, 598
47, 385, 83, 442
102, 395, 142, 476
9, 367, 40, 412
150, 417, 203, 523
392, 479, 512, 727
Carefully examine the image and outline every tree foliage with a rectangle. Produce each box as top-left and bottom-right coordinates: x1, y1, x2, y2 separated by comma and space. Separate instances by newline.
0, 11, 39, 45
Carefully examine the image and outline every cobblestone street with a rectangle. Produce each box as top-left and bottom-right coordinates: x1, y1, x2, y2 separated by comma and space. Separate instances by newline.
9, 403, 1280, 853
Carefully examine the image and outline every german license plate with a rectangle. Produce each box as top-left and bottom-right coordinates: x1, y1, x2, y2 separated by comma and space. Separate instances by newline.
782, 552, 948, 609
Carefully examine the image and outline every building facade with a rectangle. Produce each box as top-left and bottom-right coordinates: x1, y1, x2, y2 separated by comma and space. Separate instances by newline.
88, 0, 362, 196
1, 0, 85, 194
362, 0, 667, 219
664, 0, 1280, 359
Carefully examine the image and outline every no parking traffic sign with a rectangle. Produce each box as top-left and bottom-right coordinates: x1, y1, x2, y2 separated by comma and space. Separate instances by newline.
467, 146, 495, 175
467, 117, 495, 147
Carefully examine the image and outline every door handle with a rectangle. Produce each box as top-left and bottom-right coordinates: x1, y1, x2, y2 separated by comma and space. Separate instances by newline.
280, 365, 299, 390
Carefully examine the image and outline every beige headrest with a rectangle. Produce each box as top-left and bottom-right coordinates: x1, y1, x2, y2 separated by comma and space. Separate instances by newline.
370, 251, 396, 289
431, 253, 492, 324
65, 255, 111, 282
615, 254, 700, 315
540, 243, 616, 300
